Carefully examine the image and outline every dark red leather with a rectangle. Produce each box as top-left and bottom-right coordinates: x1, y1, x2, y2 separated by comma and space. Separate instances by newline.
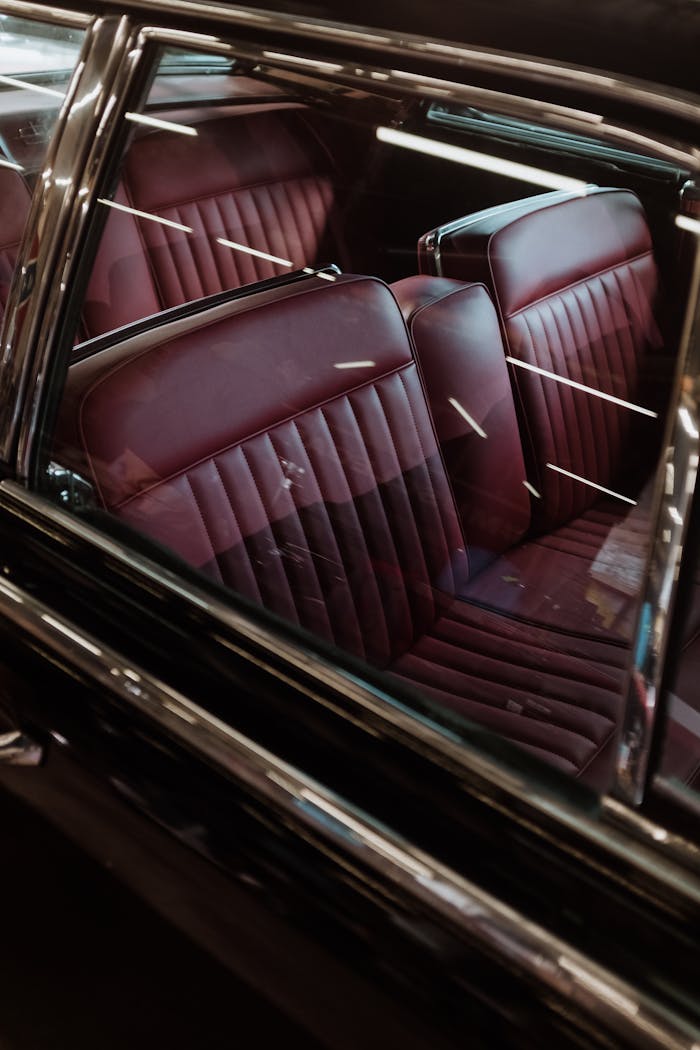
417, 188, 666, 532
83, 109, 340, 337
390, 598, 625, 786
393, 275, 531, 572
60, 272, 629, 783
63, 275, 470, 664
460, 498, 650, 644
0, 167, 32, 320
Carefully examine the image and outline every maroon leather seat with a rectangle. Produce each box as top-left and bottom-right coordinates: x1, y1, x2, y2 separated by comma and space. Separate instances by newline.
397, 189, 668, 643
83, 107, 342, 337
57, 272, 626, 785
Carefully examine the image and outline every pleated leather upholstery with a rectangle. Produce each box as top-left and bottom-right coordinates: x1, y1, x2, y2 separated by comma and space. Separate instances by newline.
414, 188, 666, 531
505, 250, 662, 527
60, 272, 629, 783
64, 275, 469, 665
83, 109, 340, 337
390, 598, 625, 783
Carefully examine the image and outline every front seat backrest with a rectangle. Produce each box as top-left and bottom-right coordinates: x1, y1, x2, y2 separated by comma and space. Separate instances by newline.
418, 188, 666, 532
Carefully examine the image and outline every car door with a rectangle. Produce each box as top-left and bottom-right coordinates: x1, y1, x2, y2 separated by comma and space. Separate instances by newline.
0, 6, 699, 1050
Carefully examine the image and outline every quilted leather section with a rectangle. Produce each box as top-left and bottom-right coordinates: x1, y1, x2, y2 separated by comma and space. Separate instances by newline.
390, 598, 626, 782
137, 174, 334, 307
505, 251, 663, 527
117, 364, 469, 666
84, 109, 340, 336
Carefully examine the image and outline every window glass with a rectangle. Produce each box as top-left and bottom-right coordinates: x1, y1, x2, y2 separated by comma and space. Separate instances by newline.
40, 41, 693, 795
0, 16, 82, 76
0, 15, 84, 328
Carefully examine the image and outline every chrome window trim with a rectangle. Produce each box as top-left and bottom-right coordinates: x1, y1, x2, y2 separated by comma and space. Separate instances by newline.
0, 0, 89, 28
138, 27, 700, 172
0, 11, 145, 470
67, 0, 700, 130
0, 561, 697, 1050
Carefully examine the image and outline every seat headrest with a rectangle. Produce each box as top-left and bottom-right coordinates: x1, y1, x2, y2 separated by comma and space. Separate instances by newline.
469, 188, 653, 318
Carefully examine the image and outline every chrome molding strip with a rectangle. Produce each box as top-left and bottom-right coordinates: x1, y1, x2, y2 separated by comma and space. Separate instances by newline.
420, 190, 579, 277
0, 566, 696, 1050
66, 0, 700, 132
0, 13, 144, 468
615, 219, 700, 805
0, 0, 89, 27
4, 479, 700, 898
136, 26, 700, 172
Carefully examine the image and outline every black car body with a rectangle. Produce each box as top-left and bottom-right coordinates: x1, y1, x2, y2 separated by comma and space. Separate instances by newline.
0, 2, 699, 1047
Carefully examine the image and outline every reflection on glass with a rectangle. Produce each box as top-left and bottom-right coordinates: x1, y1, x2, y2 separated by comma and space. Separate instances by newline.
39, 39, 686, 799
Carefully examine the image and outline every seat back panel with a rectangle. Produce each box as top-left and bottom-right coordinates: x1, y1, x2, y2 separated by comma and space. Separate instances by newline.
414, 188, 666, 531
84, 109, 341, 337
64, 274, 470, 666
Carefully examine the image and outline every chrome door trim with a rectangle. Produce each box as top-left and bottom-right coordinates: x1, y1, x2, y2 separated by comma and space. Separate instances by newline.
0, 12, 143, 469
0, 564, 696, 1050
0, 0, 89, 27
4, 478, 700, 893
0, 729, 43, 765
68, 0, 700, 130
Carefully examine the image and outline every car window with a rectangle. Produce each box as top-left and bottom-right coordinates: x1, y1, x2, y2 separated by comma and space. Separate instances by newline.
0, 16, 82, 76
33, 39, 698, 801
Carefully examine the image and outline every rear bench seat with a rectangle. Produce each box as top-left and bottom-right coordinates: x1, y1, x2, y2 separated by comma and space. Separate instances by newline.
83, 106, 344, 337
56, 272, 627, 786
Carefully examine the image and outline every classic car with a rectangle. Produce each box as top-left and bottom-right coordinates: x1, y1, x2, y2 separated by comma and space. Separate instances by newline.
0, 0, 699, 1046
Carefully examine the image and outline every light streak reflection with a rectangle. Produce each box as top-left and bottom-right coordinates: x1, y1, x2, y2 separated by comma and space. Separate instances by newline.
125, 111, 198, 136
506, 357, 657, 418
98, 197, 193, 232
216, 237, 292, 267
546, 463, 636, 505
449, 397, 487, 438
376, 126, 589, 193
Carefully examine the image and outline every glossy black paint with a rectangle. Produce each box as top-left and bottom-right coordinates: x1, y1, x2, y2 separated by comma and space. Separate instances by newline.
0, 488, 699, 1049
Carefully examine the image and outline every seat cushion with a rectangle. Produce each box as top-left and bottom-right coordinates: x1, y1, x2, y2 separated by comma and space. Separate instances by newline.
391, 598, 626, 784
460, 496, 652, 644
